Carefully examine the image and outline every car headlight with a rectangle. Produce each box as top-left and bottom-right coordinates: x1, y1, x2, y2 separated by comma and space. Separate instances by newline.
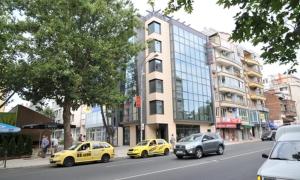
257, 175, 262, 180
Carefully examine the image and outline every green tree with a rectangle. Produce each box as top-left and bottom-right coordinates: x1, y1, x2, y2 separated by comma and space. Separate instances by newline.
162, 0, 300, 73
8, 136, 16, 157
16, 135, 24, 156
1, 0, 142, 149
24, 136, 32, 155
36, 106, 55, 120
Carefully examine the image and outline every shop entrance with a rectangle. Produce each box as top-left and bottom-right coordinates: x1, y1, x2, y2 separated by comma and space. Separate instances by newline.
157, 124, 168, 142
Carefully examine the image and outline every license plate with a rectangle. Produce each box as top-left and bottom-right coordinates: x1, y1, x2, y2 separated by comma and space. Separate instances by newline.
176, 150, 183, 154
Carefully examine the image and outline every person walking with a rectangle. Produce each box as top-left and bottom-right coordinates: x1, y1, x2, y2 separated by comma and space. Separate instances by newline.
170, 134, 176, 149
41, 135, 49, 158
51, 137, 59, 153
78, 134, 83, 142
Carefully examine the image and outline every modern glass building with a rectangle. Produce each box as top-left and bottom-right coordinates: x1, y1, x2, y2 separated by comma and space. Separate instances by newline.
121, 12, 215, 146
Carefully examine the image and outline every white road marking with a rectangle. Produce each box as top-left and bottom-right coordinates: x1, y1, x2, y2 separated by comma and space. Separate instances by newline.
113, 160, 218, 180
105, 159, 157, 168
220, 148, 270, 160
113, 148, 271, 180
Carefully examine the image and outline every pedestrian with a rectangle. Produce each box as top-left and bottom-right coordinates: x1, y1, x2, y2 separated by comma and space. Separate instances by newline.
83, 135, 86, 141
51, 137, 59, 153
41, 135, 49, 158
170, 134, 176, 149
78, 134, 83, 142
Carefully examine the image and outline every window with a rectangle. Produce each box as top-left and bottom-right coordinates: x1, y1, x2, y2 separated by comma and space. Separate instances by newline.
157, 139, 165, 145
149, 79, 163, 93
148, 21, 161, 34
149, 40, 162, 53
150, 100, 164, 114
149, 59, 162, 72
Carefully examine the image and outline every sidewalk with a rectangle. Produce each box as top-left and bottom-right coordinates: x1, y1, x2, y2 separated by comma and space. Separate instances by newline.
0, 139, 261, 169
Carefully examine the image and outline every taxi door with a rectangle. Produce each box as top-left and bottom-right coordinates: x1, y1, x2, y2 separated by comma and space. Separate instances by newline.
148, 140, 158, 155
156, 139, 166, 154
91, 142, 106, 161
76, 142, 93, 162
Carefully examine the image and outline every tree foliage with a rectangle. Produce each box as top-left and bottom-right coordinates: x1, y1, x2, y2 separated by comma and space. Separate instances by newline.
163, 0, 300, 73
1, 0, 142, 148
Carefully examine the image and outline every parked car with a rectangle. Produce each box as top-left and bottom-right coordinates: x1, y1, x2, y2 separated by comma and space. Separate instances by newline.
257, 125, 300, 180
49, 141, 114, 167
261, 130, 276, 141
127, 139, 171, 158
174, 133, 225, 159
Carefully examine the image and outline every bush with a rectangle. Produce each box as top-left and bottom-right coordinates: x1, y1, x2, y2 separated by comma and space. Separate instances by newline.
8, 137, 16, 157
24, 136, 32, 155
16, 135, 24, 156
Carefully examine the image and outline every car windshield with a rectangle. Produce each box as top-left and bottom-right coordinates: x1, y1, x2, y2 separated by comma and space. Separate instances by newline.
68, 143, 82, 150
136, 140, 149, 146
179, 134, 202, 142
270, 141, 300, 161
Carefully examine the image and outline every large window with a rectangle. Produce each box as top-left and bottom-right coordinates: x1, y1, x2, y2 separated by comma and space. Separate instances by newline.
172, 25, 213, 122
150, 100, 164, 114
149, 40, 162, 53
148, 21, 161, 34
149, 59, 162, 73
149, 79, 163, 93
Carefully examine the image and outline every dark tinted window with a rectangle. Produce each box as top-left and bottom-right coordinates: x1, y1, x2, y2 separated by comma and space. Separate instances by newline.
149, 79, 163, 93
149, 59, 162, 73
150, 100, 164, 114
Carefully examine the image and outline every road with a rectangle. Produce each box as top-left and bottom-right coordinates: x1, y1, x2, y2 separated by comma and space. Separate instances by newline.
0, 141, 273, 180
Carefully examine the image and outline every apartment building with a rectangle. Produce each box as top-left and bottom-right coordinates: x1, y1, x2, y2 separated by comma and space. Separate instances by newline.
264, 74, 300, 124
264, 89, 297, 126
122, 12, 215, 146
209, 32, 268, 141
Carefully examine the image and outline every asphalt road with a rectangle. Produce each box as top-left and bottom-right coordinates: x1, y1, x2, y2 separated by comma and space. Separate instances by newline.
0, 141, 274, 180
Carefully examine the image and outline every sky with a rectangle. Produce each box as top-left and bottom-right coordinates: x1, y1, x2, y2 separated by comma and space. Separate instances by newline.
4, 0, 300, 112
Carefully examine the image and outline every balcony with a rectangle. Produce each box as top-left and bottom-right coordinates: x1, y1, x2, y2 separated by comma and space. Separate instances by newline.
216, 55, 242, 69
249, 92, 266, 101
210, 36, 234, 52
219, 99, 246, 107
248, 79, 264, 89
283, 110, 297, 117
218, 83, 245, 95
243, 57, 260, 66
245, 67, 262, 78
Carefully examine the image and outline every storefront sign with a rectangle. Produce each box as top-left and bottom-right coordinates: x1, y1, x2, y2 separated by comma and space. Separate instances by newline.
216, 123, 237, 128
0, 113, 17, 126
135, 96, 141, 108
216, 117, 241, 124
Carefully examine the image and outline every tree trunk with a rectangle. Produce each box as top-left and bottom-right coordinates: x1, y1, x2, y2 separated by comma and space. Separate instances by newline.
100, 105, 113, 144
63, 102, 72, 149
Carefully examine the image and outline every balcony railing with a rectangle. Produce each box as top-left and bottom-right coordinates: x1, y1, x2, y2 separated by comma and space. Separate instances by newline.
219, 99, 246, 106
244, 57, 260, 65
216, 54, 242, 66
248, 79, 264, 89
217, 70, 242, 79
219, 83, 246, 92
283, 110, 297, 117
249, 92, 266, 100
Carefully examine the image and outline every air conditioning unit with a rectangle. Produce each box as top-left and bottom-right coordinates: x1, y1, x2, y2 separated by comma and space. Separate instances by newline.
226, 93, 232, 97
228, 108, 233, 112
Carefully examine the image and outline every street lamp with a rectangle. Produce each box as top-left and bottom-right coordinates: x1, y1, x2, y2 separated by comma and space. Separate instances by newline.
139, 53, 158, 143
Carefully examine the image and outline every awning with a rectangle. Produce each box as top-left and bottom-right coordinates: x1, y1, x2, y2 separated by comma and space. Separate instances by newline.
0, 122, 21, 133
216, 123, 237, 129
22, 122, 76, 129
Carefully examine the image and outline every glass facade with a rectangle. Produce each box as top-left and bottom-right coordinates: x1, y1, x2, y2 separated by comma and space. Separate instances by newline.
150, 100, 164, 114
171, 25, 213, 122
149, 79, 163, 93
148, 21, 161, 35
149, 59, 162, 73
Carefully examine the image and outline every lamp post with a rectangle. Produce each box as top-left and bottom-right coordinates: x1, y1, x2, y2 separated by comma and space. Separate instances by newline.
139, 53, 158, 143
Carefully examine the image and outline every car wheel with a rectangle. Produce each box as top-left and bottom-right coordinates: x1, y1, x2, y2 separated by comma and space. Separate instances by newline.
261, 138, 265, 141
129, 156, 135, 159
195, 148, 203, 159
217, 145, 224, 155
164, 148, 169, 156
176, 155, 183, 159
63, 157, 75, 167
101, 154, 110, 163
141, 150, 148, 158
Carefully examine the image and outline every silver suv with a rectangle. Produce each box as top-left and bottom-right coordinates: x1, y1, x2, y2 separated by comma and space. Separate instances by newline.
174, 133, 225, 159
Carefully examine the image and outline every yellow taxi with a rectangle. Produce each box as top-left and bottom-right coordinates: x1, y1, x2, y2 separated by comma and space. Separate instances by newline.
50, 141, 114, 167
127, 139, 171, 158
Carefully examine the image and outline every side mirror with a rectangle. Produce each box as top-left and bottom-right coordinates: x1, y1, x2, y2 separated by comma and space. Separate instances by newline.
202, 138, 208, 142
262, 153, 268, 159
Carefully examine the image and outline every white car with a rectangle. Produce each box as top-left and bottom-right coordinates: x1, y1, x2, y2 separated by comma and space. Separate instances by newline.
257, 125, 300, 180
